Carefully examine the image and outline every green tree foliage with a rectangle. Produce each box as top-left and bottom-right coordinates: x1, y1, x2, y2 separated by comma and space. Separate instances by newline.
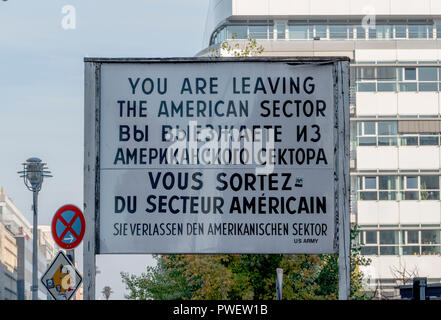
121, 226, 371, 300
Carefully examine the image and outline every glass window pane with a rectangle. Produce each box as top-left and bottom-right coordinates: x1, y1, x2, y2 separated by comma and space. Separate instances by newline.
420, 175, 439, 189
419, 67, 438, 81
405, 68, 417, 80
368, 28, 377, 39
365, 177, 377, 189
378, 136, 397, 146
226, 26, 247, 39
419, 82, 438, 91
358, 83, 376, 92
359, 191, 377, 200
421, 230, 440, 244
358, 137, 376, 146
376, 25, 392, 39
406, 176, 418, 189
395, 25, 407, 38
356, 26, 366, 39
401, 191, 419, 200
379, 176, 398, 190
379, 191, 398, 200
363, 122, 376, 135
380, 230, 399, 244
380, 246, 399, 255
315, 25, 327, 38
365, 231, 377, 244
400, 136, 418, 146
421, 246, 440, 255
420, 136, 439, 145
402, 246, 420, 255
364, 177, 377, 190
407, 230, 419, 244
357, 67, 376, 80
361, 246, 378, 255
408, 25, 428, 39
422, 191, 440, 200
378, 82, 396, 92
289, 25, 309, 39
276, 22, 286, 39
378, 121, 397, 135
399, 82, 417, 91
249, 25, 268, 39
329, 25, 348, 39
377, 67, 396, 80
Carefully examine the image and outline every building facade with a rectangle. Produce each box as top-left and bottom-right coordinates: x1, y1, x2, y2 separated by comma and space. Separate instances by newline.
0, 221, 18, 300
0, 187, 57, 300
202, 0, 441, 298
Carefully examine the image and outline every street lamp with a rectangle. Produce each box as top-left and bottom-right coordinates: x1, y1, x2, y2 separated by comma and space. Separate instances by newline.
18, 157, 52, 300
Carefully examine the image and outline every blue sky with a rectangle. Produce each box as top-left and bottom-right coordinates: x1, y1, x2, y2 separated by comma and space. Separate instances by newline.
0, 0, 210, 299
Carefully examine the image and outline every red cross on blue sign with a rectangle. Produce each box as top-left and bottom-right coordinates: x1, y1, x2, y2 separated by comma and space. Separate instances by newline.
51, 204, 85, 249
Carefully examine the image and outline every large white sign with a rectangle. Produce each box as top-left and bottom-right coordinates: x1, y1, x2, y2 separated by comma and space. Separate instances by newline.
85, 58, 349, 254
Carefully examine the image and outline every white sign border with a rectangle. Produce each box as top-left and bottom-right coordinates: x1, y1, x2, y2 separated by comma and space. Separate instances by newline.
83, 57, 350, 299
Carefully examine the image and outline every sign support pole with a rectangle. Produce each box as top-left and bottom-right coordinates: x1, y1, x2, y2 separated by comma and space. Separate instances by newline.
337, 61, 351, 300
84, 61, 100, 300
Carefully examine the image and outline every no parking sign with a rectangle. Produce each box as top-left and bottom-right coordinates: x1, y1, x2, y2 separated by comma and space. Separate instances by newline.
51, 204, 86, 249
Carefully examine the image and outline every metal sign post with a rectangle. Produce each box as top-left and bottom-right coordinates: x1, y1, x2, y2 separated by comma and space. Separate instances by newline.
336, 61, 351, 300
83, 57, 350, 300
276, 268, 283, 300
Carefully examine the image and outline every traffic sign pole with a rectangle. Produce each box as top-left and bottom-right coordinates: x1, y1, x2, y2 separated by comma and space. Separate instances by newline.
84, 60, 99, 300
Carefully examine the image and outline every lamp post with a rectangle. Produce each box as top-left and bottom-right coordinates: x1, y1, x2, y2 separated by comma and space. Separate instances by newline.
18, 157, 52, 300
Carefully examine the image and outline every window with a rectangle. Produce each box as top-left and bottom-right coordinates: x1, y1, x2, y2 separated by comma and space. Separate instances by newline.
421, 230, 440, 244
395, 25, 407, 38
408, 25, 430, 39
380, 246, 399, 255
361, 228, 441, 257
378, 121, 397, 135
226, 26, 247, 39
422, 246, 440, 255
404, 68, 417, 80
402, 246, 420, 255
368, 28, 377, 39
376, 25, 392, 39
407, 230, 419, 244
363, 122, 376, 135
377, 67, 396, 81
276, 22, 286, 39
288, 25, 309, 39
356, 26, 366, 39
419, 82, 438, 91
420, 136, 439, 145
365, 231, 377, 244
406, 176, 418, 189
361, 247, 378, 255
329, 25, 348, 39
249, 25, 268, 39
380, 230, 399, 244
419, 67, 438, 81
357, 83, 376, 92
379, 176, 398, 190
420, 176, 439, 190
315, 25, 327, 38
364, 177, 377, 189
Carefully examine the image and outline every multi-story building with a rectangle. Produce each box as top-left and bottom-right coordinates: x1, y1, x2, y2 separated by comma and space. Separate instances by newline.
0, 186, 56, 300
0, 221, 17, 300
201, 0, 441, 298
